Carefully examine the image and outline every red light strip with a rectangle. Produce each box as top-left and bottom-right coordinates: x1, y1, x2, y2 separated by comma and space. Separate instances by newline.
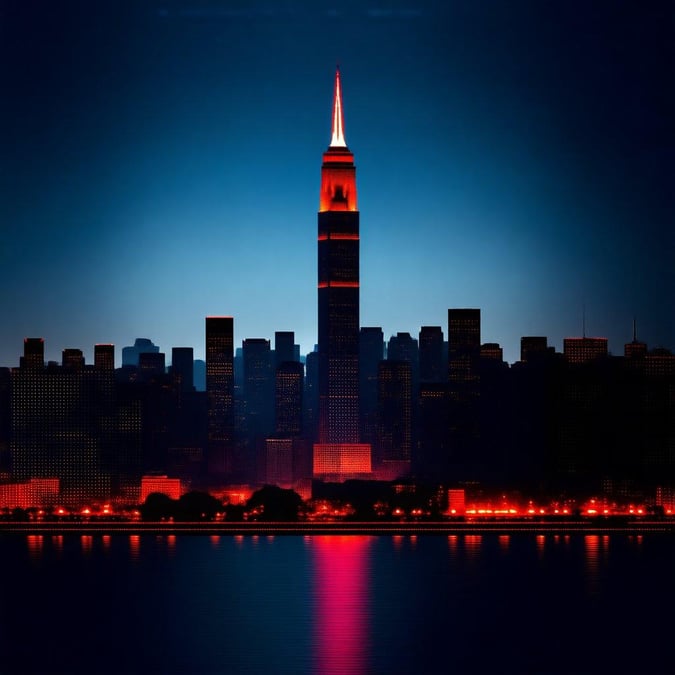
318, 281, 360, 288
317, 234, 359, 241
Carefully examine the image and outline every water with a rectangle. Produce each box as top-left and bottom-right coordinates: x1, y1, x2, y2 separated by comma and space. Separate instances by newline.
1, 533, 674, 674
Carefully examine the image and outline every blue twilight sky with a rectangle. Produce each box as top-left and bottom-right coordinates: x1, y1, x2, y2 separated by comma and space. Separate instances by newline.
1, 0, 673, 367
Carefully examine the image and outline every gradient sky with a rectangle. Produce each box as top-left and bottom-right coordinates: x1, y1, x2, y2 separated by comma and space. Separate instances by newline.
1, 0, 673, 366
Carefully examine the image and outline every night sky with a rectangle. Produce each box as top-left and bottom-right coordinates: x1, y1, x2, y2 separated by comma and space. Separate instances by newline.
2, 1, 673, 367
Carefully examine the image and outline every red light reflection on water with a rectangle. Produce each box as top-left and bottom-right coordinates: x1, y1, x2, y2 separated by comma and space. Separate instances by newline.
167, 535, 176, 554
81, 535, 93, 555
464, 534, 482, 560
584, 534, 602, 595
312, 536, 372, 675
27, 535, 43, 559
129, 535, 140, 561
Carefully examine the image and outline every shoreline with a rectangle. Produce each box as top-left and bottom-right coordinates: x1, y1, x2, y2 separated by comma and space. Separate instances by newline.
2, 519, 675, 535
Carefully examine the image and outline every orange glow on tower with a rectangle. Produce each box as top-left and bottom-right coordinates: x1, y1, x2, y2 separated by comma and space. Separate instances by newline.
320, 68, 357, 212
315, 67, 370, 480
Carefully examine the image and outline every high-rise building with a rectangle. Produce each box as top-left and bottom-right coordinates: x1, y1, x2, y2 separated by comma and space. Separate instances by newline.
480, 343, 503, 362
94, 344, 115, 371
448, 309, 481, 389
11, 361, 111, 505
122, 338, 159, 367
62, 349, 85, 370
274, 331, 296, 368
205, 317, 234, 477
419, 326, 444, 383
171, 347, 194, 392
447, 309, 481, 479
563, 337, 608, 364
376, 360, 412, 474
275, 361, 304, 437
21, 338, 44, 369
139, 352, 166, 379
242, 339, 274, 466
520, 336, 549, 363
359, 327, 384, 448
313, 68, 371, 480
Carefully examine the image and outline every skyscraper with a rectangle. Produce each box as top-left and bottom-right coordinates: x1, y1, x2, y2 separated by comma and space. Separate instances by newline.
313, 69, 371, 480
94, 344, 115, 371
171, 347, 194, 392
448, 308, 481, 393
205, 316, 234, 477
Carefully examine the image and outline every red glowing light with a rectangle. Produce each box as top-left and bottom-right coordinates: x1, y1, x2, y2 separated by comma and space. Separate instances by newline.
318, 233, 359, 241
313, 536, 371, 675
317, 281, 360, 289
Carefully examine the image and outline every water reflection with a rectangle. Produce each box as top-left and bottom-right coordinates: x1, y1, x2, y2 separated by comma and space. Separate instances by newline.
81, 535, 93, 555
536, 534, 545, 558
102, 534, 111, 553
27, 534, 43, 560
312, 536, 372, 675
447, 534, 458, 558
464, 534, 482, 561
584, 534, 602, 595
129, 534, 140, 561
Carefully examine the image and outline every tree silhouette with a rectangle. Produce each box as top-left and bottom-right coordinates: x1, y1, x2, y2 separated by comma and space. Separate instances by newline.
175, 491, 222, 521
140, 492, 176, 521
247, 485, 303, 521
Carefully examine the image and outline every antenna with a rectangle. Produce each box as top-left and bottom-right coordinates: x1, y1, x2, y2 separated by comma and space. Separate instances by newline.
633, 316, 637, 342
582, 303, 586, 338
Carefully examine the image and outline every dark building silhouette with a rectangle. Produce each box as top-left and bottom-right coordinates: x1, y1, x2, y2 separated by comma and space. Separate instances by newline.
139, 352, 166, 380
303, 349, 319, 445
171, 347, 194, 392
62, 349, 85, 370
376, 360, 412, 477
274, 331, 296, 368
563, 337, 608, 364
520, 336, 549, 363
205, 317, 234, 478
275, 361, 304, 437
11, 358, 112, 504
448, 309, 481, 390
419, 326, 444, 383
21, 338, 44, 369
94, 344, 115, 371
122, 338, 159, 367
417, 381, 450, 480
0, 368, 11, 474
447, 309, 481, 480
359, 327, 384, 450
388, 332, 419, 394
624, 322, 647, 360
314, 69, 371, 479
242, 338, 274, 480
480, 343, 503, 362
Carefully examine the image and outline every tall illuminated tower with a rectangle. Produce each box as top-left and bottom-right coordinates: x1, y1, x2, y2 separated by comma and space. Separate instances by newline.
313, 68, 371, 480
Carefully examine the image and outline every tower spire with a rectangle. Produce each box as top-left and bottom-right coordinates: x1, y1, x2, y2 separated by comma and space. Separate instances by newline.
329, 67, 347, 148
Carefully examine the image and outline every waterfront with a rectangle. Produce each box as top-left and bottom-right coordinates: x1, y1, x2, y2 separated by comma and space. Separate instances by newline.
2, 533, 674, 674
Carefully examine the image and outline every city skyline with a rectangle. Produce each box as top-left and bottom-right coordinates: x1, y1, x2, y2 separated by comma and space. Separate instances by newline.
2, 1, 673, 367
